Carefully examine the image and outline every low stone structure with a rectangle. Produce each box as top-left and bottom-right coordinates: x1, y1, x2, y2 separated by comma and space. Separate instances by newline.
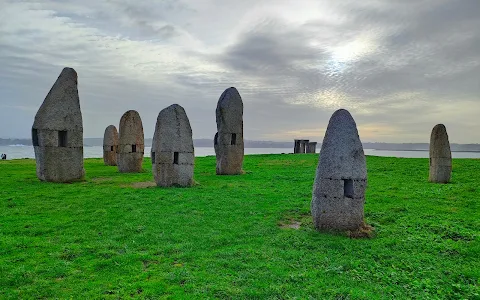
311, 109, 367, 231
294, 139, 301, 153
152, 104, 194, 187
306, 142, 317, 153
294, 139, 309, 153
32, 67, 85, 182
214, 87, 244, 175
429, 124, 452, 183
117, 110, 144, 173
103, 125, 119, 166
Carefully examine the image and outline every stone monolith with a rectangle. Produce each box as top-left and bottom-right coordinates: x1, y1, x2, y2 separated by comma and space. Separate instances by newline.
151, 104, 194, 187
117, 110, 144, 172
311, 109, 367, 231
103, 125, 119, 166
214, 87, 244, 175
32, 67, 85, 182
429, 124, 451, 183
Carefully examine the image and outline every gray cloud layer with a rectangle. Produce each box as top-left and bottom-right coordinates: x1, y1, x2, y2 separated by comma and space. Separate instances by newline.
0, 0, 479, 143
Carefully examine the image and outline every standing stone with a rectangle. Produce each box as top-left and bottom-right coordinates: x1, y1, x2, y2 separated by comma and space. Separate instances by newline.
311, 109, 367, 231
214, 87, 244, 175
151, 104, 194, 187
117, 110, 144, 173
429, 124, 452, 183
103, 125, 119, 166
32, 67, 84, 182
307, 142, 317, 153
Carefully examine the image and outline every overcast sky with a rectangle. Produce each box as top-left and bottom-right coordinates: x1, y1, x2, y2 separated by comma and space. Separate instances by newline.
0, 0, 479, 143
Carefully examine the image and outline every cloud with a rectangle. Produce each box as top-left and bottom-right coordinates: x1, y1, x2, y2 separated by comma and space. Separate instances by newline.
0, 0, 479, 143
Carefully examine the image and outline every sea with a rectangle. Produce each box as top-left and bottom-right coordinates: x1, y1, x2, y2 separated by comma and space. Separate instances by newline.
1, 145, 480, 160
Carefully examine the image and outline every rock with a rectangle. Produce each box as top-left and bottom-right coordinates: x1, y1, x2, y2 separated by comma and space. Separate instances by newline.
32, 67, 85, 182
151, 104, 194, 187
311, 109, 367, 231
429, 124, 451, 183
214, 87, 244, 175
103, 125, 118, 166
117, 110, 144, 172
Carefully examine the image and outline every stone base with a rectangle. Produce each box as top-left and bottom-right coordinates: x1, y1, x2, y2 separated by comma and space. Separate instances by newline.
34, 146, 84, 182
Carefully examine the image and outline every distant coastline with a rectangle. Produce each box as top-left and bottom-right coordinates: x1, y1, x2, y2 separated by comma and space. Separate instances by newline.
2, 138, 480, 152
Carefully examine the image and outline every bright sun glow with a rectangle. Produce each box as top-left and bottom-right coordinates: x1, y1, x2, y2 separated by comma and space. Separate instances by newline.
330, 36, 377, 62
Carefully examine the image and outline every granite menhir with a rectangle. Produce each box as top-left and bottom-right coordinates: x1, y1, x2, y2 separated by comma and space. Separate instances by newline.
214, 87, 244, 175
151, 104, 194, 187
311, 109, 367, 231
32, 67, 85, 182
117, 110, 144, 172
429, 124, 452, 183
103, 125, 119, 166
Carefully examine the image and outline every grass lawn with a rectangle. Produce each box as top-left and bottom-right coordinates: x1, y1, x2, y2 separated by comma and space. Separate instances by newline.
0, 154, 479, 299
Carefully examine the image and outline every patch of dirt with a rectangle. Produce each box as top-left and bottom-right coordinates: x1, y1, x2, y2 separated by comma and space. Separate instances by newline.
121, 181, 157, 188
347, 223, 375, 239
280, 220, 302, 229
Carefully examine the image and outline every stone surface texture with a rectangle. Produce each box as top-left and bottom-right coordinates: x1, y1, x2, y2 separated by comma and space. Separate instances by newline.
117, 110, 144, 172
103, 125, 119, 166
152, 104, 194, 187
311, 109, 367, 231
214, 87, 244, 175
429, 124, 452, 183
32, 67, 85, 182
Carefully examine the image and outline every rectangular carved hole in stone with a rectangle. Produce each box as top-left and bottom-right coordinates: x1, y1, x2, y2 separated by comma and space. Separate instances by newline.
132, 144, 137, 153
111, 146, 114, 151
231, 133, 237, 145
343, 179, 354, 198
151, 152, 156, 164
214, 133, 218, 145
32, 129, 39, 146
58, 131, 67, 147
173, 152, 179, 164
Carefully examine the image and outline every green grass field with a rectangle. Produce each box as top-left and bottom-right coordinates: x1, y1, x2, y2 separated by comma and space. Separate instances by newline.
0, 154, 479, 299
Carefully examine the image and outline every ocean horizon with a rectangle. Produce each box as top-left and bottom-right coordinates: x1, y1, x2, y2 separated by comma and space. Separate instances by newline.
2, 145, 480, 160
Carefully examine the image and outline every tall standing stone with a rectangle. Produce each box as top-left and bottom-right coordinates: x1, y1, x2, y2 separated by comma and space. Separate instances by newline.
103, 125, 119, 166
429, 124, 452, 183
214, 87, 244, 175
117, 110, 144, 173
311, 109, 367, 231
151, 104, 194, 187
32, 67, 84, 182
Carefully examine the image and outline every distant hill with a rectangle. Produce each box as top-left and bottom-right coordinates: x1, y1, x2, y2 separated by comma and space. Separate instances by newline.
2, 138, 480, 152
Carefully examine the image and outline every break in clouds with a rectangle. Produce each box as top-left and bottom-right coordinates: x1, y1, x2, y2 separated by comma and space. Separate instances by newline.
0, 0, 479, 143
